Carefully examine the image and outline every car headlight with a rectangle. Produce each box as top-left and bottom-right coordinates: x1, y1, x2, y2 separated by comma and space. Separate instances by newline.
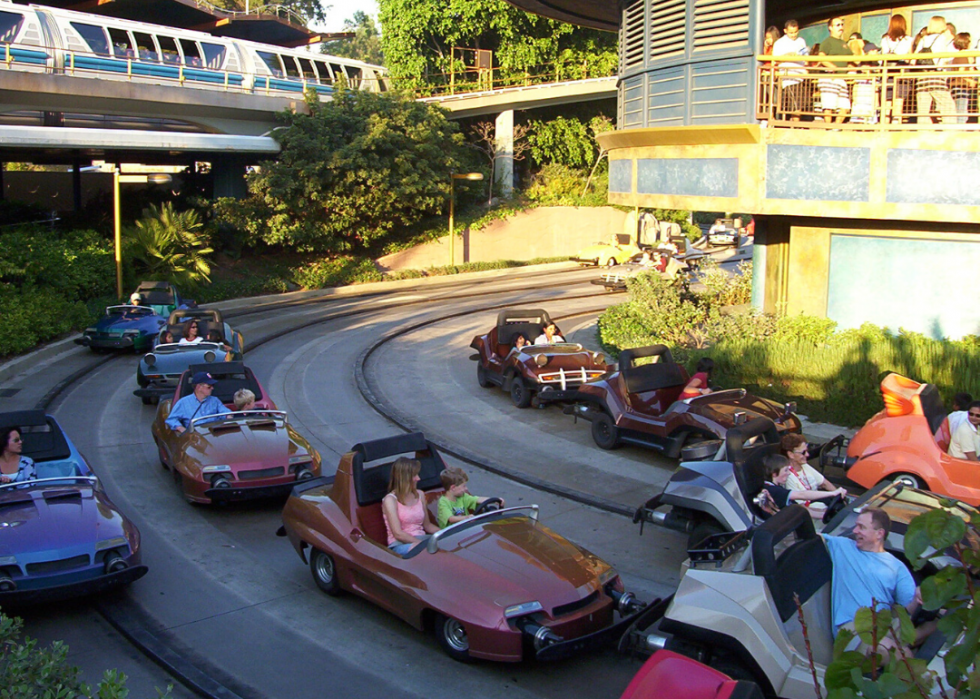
534, 355, 549, 367
504, 601, 543, 618
144, 354, 156, 367
84, 327, 97, 334
123, 330, 141, 336
202, 465, 232, 474
593, 352, 606, 364
0, 555, 17, 566
96, 536, 128, 552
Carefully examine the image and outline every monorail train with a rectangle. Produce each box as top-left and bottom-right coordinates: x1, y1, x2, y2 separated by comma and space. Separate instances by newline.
0, 1, 387, 99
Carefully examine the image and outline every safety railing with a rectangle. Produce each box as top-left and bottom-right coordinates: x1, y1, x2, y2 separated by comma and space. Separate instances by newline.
0, 41, 386, 96
757, 52, 980, 129
403, 59, 618, 98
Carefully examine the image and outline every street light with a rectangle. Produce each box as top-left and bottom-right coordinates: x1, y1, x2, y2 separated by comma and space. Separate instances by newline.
449, 171, 484, 266
113, 169, 173, 299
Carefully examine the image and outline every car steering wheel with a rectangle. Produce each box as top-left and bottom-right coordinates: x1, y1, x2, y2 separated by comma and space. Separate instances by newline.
822, 494, 847, 525
474, 497, 504, 515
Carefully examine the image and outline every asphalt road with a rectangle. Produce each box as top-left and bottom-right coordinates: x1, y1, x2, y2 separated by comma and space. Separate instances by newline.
2, 264, 705, 699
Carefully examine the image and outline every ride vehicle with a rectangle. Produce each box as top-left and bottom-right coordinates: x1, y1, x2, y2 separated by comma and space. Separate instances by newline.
591, 248, 705, 293
131, 280, 186, 317
277, 432, 646, 663
150, 364, 317, 504
470, 309, 609, 408
706, 218, 741, 248
0, 3, 387, 99
134, 308, 244, 404
619, 650, 763, 699
0, 411, 147, 603
574, 233, 644, 267
828, 373, 980, 506
562, 345, 800, 457
619, 504, 953, 699
634, 415, 980, 555
75, 304, 166, 352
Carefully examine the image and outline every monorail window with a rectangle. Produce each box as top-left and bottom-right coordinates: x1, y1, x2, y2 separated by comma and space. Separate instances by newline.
0, 10, 24, 43
108, 27, 134, 58
297, 57, 316, 80
70, 22, 109, 56
313, 59, 333, 84
158, 35, 180, 64
179, 38, 202, 67
282, 55, 301, 79
133, 32, 158, 61
201, 42, 226, 70
257, 51, 283, 77
346, 66, 362, 88
329, 63, 346, 83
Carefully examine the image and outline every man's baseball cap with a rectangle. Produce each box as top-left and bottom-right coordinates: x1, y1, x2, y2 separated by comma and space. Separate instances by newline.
191, 371, 219, 386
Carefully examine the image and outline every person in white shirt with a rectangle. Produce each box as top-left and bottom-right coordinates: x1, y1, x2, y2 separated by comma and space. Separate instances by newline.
772, 19, 809, 121
533, 323, 565, 345
915, 15, 956, 125
948, 392, 973, 435
948, 401, 980, 461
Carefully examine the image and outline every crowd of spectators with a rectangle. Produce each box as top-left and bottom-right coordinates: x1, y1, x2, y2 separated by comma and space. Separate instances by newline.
765, 14, 977, 126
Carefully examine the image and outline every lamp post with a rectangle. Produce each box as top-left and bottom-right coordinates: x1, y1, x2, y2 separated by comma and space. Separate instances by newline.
113, 170, 173, 299
449, 171, 484, 266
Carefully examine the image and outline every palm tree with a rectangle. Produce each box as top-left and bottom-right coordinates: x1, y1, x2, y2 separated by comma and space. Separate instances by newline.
126, 203, 213, 287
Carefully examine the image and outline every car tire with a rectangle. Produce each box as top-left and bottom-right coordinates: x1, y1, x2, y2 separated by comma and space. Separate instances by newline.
310, 549, 341, 596
890, 472, 925, 489
688, 521, 725, 551
510, 376, 532, 409
476, 364, 492, 389
591, 412, 621, 450
604, 257, 617, 267
434, 613, 473, 663
141, 395, 153, 405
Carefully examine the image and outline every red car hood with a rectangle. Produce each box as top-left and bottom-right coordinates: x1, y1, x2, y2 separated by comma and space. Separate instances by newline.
435, 516, 611, 608
183, 422, 309, 469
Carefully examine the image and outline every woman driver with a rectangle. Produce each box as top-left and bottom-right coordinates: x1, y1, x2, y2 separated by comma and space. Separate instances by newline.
0, 426, 37, 484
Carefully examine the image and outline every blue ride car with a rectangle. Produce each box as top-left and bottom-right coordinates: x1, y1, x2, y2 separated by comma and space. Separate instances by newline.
0, 411, 147, 604
131, 280, 186, 318
76, 304, 166, 352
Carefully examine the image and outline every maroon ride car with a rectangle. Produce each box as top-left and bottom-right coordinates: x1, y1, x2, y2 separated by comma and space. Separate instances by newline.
562, 345, 801, 457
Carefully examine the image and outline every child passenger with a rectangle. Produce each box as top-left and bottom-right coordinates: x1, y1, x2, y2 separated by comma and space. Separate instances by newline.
436, 467, 501, 528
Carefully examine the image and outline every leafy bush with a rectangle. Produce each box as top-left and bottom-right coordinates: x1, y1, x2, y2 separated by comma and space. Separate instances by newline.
524, 164, 608, 206
527, 115, 612, 169
0, 609, 170, 699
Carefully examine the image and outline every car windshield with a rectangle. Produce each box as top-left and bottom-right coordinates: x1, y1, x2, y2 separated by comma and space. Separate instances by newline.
107, 306, 153, 317
522, 344, 585, 355
865, 484, 980, 559
152, 342, 220, 355
429, 506, 539, 551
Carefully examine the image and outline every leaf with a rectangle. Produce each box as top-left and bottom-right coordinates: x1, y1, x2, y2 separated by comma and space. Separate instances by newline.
920, 567, 968, 610
924, 508, 967, 550
904, 514, 933, 565
827, 656, 866, 689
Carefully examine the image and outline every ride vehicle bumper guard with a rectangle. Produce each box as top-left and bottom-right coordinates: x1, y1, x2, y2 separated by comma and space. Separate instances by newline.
76, 335, 136, 349
818, 434, 857, 471
536, 604, 652, 661
204, 480, 306, 503
536, 368, 605, 391
0, 565, 148, 605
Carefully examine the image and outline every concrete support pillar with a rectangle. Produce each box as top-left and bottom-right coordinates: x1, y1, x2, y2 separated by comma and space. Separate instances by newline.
72, 154, 82, 212
211, 155, 249, 199
751, 216, 790, 315
494, 109, 514, 199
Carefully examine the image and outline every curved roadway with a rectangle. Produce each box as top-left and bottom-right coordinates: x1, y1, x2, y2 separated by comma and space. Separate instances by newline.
4, 265, 694, 699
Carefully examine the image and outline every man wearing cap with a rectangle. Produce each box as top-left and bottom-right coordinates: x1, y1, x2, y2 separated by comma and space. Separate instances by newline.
165, 372, 230, 433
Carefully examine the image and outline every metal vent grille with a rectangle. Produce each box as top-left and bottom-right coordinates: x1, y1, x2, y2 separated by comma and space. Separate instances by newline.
649, 0, 687, 61
238, 466, 285, 481
693, 0, 750, 51
622, 0, 646, 70
26, 554, 90, 575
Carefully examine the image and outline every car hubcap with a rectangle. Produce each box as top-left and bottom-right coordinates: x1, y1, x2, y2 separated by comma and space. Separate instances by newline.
896, 475, 920, 488
315, 554, 334, 584
443, 618, 469, 652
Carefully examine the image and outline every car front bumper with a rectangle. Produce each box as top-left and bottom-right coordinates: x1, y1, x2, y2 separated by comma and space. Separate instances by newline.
201, 479, 311, 504
76, 335, 136, 349
0, 565, 148, 605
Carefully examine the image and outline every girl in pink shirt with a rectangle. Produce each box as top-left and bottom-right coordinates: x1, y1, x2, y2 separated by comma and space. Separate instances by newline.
382, 457, 440, 555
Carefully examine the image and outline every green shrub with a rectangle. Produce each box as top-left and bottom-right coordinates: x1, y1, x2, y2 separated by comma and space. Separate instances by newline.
524, 164, 608, 207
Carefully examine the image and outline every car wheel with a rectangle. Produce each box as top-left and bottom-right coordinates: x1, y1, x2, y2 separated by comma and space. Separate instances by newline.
688, 521, 725, 551
510, 376, 532, 409
141, 395, 153, 405
476, 364, 492, 389
434, 613, 473, 662
309, 549, 341, 596
890, 472, 925, 490
604, 257, 617, 267
591, 412, 621, 450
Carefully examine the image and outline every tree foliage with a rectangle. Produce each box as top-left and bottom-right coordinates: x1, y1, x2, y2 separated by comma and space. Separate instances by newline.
321, 11, 383, 65
526, 114, 613, 169
208, 0, 327, 24
229, 88, 476, 252
126, 203, 213, 287
377, 0, 616, 91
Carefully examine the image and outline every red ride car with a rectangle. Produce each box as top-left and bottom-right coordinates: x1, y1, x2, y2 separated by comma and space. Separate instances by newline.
841, 373, 980, 505
470, 309, 609, 408
620, 651, 763, 699
278, 432, 646, 662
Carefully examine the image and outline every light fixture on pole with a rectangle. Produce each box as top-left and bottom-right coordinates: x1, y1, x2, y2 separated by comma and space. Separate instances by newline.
113, 171, 173, 299
449, 171, 483, 266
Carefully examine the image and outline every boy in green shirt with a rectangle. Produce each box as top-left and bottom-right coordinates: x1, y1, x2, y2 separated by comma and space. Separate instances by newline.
437, 467, 501, 528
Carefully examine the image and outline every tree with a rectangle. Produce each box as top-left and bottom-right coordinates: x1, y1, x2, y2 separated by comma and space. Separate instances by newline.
321, 11, 383, 65
126, 203, 213, 287
208, 0, 327, 25
526, 114, 613, 170
233, 88, 476, 252
468, 120, 532, 203
377, 0, 616, 92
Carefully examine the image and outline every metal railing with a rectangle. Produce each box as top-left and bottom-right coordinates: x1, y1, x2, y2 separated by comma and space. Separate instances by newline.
404, 59, 618, 98
757, 52, 980, 129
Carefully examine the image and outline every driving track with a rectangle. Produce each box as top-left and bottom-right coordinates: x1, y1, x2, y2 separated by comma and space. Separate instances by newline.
3, 265, 691, 699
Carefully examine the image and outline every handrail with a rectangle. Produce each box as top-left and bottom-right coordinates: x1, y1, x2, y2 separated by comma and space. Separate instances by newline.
191, 0, 309, 28
756, 52, 980, 130
397, 59, 618, 98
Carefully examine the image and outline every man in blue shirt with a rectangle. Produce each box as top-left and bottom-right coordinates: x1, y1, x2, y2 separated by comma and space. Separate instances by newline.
165, 371, 230, 433
823, 508, 920, 660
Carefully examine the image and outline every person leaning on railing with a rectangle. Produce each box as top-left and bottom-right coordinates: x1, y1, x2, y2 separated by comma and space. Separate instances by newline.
914, 16, 956, 125
880, 15, 913, 123
771, 19, 809, 122
817, 17, 854, 124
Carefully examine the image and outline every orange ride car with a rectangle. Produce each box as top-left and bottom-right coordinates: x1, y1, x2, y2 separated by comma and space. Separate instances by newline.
843, 373, 980, 505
